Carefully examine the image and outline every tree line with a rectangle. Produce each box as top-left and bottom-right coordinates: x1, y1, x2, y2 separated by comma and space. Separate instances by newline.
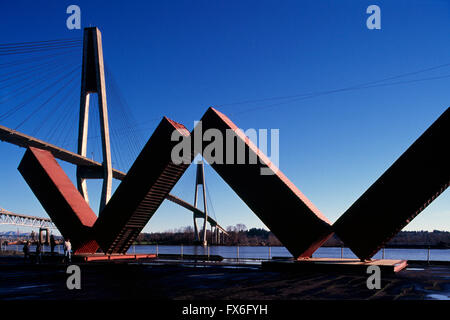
135, 225, 450, 248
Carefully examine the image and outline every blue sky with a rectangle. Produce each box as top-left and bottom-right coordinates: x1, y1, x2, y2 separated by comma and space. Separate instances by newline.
0, 0, 449, 234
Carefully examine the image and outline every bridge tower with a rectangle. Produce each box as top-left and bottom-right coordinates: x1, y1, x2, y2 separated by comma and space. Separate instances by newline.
193, 160, 209, 246
77, 27, 113, 213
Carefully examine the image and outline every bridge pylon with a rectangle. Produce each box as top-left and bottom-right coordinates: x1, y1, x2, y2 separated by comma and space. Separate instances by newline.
77, 27, 113, 214
193, 160, 209, 246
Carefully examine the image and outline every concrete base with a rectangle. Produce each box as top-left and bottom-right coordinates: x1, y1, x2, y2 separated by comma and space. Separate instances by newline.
157, 253, 223, 261
262, 258, 408, 274
74, 253, 157, 262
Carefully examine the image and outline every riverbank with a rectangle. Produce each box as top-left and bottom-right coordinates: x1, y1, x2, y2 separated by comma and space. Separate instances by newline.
3, 245, 450, 262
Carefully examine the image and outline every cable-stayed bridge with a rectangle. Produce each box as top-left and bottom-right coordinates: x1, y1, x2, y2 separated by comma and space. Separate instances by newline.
0, 27, 447, 261
0, 28, 226, 247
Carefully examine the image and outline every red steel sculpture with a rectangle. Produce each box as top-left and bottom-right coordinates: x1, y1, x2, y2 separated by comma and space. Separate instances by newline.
17, 106, 448, 260
17, 108, 333, 258
19, 117, 190, 255
333, 107, 450, 261
14, 27, 449, 262
191, 108, 334, 258
18, 147, 99, 254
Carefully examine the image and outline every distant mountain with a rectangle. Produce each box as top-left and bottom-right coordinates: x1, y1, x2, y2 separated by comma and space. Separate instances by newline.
0, 231, 31, 237
0, 231, 62, 240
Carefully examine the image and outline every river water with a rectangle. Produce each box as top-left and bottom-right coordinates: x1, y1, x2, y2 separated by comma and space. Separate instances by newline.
3, 244, 449, 261
126, 245, 450, 261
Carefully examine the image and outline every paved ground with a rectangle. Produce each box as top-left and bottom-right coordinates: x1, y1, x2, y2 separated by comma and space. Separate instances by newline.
0, 256, 449, 300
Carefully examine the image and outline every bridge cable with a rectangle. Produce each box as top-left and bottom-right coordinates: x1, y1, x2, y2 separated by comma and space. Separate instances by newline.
15, 71, 81, 130
0, 49, 81, 68
225, 73, 450, 116
104, 64, 147, 163
0, 38, 81, 47
0, 64, 81, 122
217, 61, 450, 110
31, 77, 80, 137
0, 59, 79, 110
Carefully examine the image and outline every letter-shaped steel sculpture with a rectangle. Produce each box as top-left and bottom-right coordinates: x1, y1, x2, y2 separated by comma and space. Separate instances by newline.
18, 106, 447, 261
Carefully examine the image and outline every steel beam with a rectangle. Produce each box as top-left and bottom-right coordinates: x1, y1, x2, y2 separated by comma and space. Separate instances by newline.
192, 107, 333, 258
333, 107, 450, 261
93, 117, 191, 254
18, 147, 99, 253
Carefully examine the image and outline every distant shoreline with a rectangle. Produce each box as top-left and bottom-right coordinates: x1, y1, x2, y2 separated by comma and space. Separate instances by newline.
130, 243, 450, 249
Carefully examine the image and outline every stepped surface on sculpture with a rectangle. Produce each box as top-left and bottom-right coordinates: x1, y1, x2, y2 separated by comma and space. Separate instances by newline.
94, 117, 191, 254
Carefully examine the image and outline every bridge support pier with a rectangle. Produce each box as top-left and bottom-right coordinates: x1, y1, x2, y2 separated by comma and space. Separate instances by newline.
193, 160, 209, 246
77, 27, 113, 213
39, 228, 50, 245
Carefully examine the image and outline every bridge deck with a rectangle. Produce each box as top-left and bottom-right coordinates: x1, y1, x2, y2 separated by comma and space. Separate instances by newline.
0, 208, 55, 229
0, 124, 226, 232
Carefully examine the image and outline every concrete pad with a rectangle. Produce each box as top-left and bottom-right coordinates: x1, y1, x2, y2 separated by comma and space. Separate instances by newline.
262, 258, 408, 273
75, 253, 157, 262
